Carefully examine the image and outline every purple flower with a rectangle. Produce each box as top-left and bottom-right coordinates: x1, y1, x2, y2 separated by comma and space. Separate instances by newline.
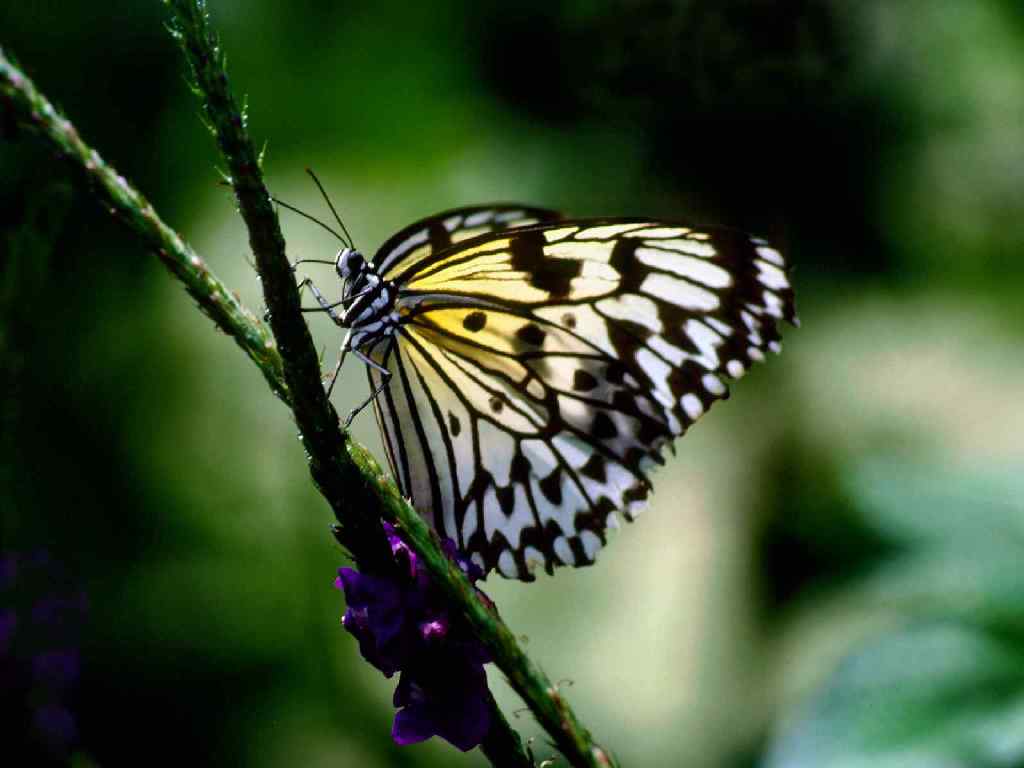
2, 549, 87, 759
337, 568, 407, 676
383, 523, 420, 579
32, 649, 80, 690
26, 549, 52, 569
32, 703, 78, 755
392, 653, 491, 751
31, 592, 88, 629
0, 609, 16, 654
441, 538, 486, 583
336, 523, 493, 751
419, 618, 447, 641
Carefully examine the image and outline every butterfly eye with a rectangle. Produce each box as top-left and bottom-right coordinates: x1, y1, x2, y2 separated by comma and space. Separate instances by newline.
336, 248, 364, 278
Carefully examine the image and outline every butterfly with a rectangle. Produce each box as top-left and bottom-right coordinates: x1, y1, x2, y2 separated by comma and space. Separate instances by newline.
290, 184, 797, 580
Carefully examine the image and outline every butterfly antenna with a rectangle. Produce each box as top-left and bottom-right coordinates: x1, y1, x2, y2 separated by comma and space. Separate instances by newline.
219, 177, 347, 245
306, 168, 356, 249
270, 195, 348, 243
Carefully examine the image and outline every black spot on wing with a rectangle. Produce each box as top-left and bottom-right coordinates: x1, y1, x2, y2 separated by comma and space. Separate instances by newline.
539, 468, 563, 504
496, 485, 516, 516
568, 537, 588, 565
605, 362, 627, 385
509, 230, 582, 297
636, 414, 667, 446
428, 219, 452, 251
572, 369, 599, 392
532, 258, 583, 297
463, 311, 487, 332
610, 317, 654, 345
592, 411, 618, 440
611, 389, 641, 414
510, 452, 531, 482
580, 453, 607, 483
609, 238, 645, 292
516, 323, 547, 347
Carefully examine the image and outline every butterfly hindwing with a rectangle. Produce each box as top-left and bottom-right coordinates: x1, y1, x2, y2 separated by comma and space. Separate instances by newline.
369, 217, 797, 579
369, 304, 661, 578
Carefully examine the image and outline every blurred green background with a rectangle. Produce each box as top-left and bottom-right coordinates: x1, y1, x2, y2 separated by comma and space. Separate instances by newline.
3, 1, 1024, 766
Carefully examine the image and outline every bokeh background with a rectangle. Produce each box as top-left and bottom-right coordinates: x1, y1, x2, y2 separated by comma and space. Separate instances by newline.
3, 1, 1024, 766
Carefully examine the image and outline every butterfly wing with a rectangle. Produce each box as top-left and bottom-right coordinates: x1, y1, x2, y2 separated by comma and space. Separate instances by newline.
368, 219, 797, 579
372, 204, 562, 283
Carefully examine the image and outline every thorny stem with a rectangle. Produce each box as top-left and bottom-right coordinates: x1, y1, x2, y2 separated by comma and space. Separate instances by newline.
2, 11, 617, 767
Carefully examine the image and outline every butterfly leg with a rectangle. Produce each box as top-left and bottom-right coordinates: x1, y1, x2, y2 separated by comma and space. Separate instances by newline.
294, 275, 320, 307
325, 340, 348, 400
298, 280, 382, 321
342, 342, 394, 429
265, 275, 329, 322
297, 275, 346, 325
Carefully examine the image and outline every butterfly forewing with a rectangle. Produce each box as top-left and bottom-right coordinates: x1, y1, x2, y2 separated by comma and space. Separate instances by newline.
372, 204, 562, 283
368, 214, 797, 579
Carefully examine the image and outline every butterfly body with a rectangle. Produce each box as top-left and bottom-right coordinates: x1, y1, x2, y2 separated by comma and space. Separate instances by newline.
317, 204, 797, 580
328, 251, 395, 344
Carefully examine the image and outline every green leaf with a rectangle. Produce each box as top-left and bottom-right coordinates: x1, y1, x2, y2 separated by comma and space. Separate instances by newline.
764, 621, 1024, 768
847, 458, 1024, 548
765, 460, 1024, 768
846, 459, 1024, 631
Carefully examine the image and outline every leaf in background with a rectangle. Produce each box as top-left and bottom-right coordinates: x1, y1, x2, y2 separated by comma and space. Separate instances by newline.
763, 620, 1024, 768
848, 458, 1024, 548
753, 437, 899, 620
764, 459, 1024, 768
847, 459, 1024, 632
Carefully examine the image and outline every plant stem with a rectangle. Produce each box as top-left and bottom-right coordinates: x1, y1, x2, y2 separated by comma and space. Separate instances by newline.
163, 0, 394, 574
481, 693, 532, 768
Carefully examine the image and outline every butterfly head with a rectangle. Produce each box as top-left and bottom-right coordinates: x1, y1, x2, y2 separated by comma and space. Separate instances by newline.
336, 247, 367, 281
335, 247, 396, 332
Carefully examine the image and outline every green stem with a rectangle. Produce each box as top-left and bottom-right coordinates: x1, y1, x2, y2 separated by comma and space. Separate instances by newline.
163, 0, 393, 574
481, 693, 533, 768
2, 12, 617, 767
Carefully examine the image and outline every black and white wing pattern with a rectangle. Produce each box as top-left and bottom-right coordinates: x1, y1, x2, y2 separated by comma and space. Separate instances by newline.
366, 215, 797, 580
